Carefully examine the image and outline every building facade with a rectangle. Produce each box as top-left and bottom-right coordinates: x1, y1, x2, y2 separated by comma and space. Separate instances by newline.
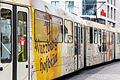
105, 0, 116, 27
116, 0, 120, 28
44, 0, 82, 17
44, 0, 119, 28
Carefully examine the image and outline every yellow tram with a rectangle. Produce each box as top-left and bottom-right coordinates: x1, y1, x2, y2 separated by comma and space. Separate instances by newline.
0, 0, 120, 80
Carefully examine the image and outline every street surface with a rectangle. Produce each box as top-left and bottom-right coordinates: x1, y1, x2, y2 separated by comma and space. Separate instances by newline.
65, 62, 120, 80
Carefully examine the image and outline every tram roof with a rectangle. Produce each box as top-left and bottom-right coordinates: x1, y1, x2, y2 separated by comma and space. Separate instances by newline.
70, 14, 85, 25
32, 0, 73, 21
55, 8, 73, 21
84, 20, 115, 32
32, 0, 60, 17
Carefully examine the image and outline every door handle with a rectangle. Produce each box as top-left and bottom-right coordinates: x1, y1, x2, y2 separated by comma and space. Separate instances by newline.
0, 67, 3, 71
26, 65, 28, 68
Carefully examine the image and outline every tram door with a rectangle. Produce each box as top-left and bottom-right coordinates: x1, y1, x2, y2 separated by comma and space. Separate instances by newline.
0, 3, 29, 80
0, 3, 12, 80
74, 23, 83, 70
74, 23, 79, 70
17, 6, 28, 80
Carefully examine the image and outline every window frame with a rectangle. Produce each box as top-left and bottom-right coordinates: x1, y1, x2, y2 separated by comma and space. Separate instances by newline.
102, 30, 107, 52
0, 8, 12, 63
51, 1, 59, 7
64, 19, 73, 43
17, 11, 27, 62
65, 1, 74, 13
51, 15, 63, 43
94, 28, 98, 44
90, 27, 93, 44
81, 26, 84, 44
34, 9, 50, 42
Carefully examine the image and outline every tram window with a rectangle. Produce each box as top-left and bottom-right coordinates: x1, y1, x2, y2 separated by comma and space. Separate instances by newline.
90, 27, 93, 43
94, 28, 98, 44
35, 10, 50, 42
78, 24, 81, 44
98, 29, 101, 44
0, 8, 12, 63
111, 32, 114, 44
74, 23, 78, 55
81, 26, 83, 43
64, 20, 73, 43
51, 16, 63, 42
102, 31, 107, 51
98, 29, 102, 52
74, 23, 78, 42
17, 11, 27, 62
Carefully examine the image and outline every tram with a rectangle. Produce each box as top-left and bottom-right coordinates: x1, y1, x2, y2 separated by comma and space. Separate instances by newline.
0, 0, 120, 80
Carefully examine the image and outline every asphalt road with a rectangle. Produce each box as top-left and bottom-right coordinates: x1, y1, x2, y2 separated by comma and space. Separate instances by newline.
65, 62, 120, 80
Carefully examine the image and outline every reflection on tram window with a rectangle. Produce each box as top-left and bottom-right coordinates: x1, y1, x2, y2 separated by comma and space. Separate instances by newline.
17, 11, 27, 62
0, 8, 12, 63
94, 28, 98, 44
64, 20, 73, 43
51, 16, 63, 42
102, 31, 107, 52
35, 10, 50, 42
81, 27, 83, 43
90, 27, 93, 43
98, 29, 102, 52
74, 23, 78, 55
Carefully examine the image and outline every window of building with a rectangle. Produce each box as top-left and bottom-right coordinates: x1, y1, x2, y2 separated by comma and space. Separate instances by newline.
111, 7, 113, 19
82, 0, 96, 15
111, 0, 112, 4
114, 0, 116, 6
64, 19, 73, 43
114, 9, 116, 20
51, 1, 59, 7
51, 16, 63, 43
35, 10, 50, 42
107, 6, 109, 18
112, 23, 115, 28
65, 1, 74, 13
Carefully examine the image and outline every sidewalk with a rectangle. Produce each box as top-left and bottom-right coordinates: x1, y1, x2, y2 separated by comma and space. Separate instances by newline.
66, 62, 120, 80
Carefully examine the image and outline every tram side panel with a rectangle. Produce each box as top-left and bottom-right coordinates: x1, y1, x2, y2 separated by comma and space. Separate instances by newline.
115, 33, 120, 59
62, 20, 75, 75
78, 27, 84, 69
32, 9, 63, 80
111, 32, 115, 60
106, 32, 114, 61
74, 23, 84, 71
85, 27, 94, 66
85, 27, 102, 66
79, 26, 85, 69
93, 28, 103, 65
106, 31, 110, 62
